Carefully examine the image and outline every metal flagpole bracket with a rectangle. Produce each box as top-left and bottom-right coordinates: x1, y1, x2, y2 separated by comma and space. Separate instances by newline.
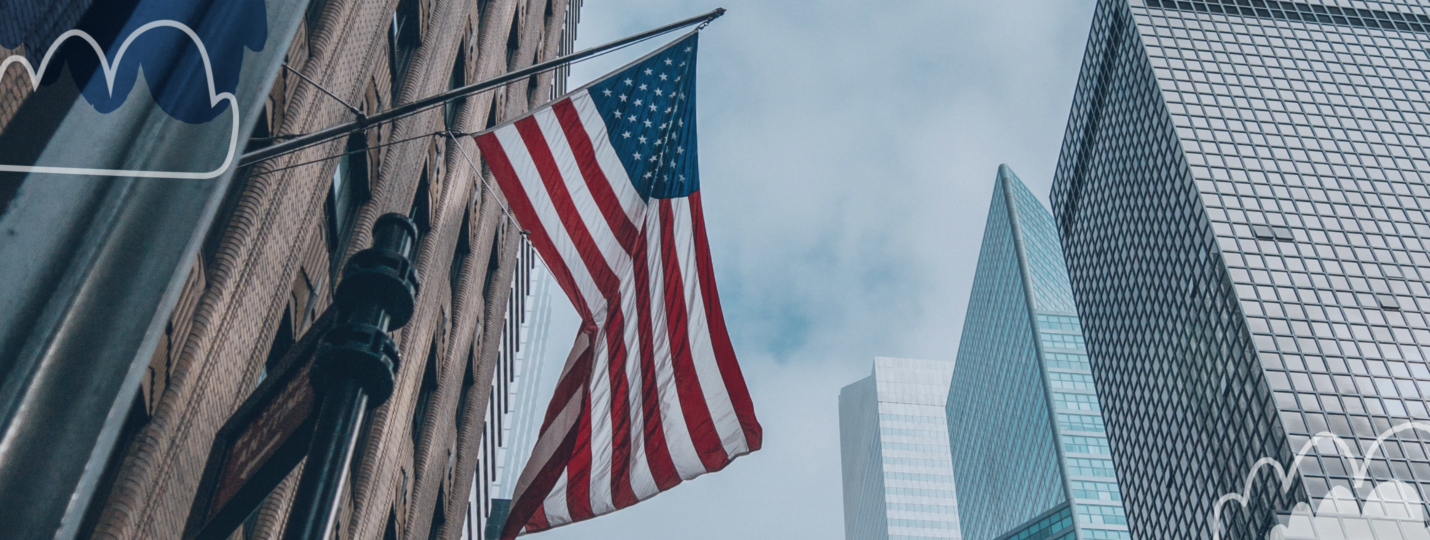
698, 7, 726, 30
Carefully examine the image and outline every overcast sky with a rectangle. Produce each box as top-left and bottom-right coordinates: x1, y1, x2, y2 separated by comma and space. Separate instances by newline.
531, 1, 1099, 539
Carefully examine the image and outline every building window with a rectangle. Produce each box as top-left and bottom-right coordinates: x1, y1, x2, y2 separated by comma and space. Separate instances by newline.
244, 104, 272, 153
481, 226, 502, 298
427, 487, 447, 540
327, 134, 370, 258
451, 209, 471, 296
410, 167, 431, 237
258, 306, 295, 386
389, 0, 421, 93
505, 13, 521, 69
456, 349, 475, 431
446, 43, 467, 130
483, 98, 499, 131
412, 340, 439, 446
383, 508, 399, 540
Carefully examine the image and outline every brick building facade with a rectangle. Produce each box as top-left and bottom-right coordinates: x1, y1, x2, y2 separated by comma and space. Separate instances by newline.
0, 0, 576, 538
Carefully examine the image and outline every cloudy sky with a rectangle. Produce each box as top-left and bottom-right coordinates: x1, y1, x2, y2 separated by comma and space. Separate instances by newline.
531, 1, 1099, 539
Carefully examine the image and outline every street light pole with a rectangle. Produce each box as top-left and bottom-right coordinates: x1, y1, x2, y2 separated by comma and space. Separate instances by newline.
282, 214, 422, 540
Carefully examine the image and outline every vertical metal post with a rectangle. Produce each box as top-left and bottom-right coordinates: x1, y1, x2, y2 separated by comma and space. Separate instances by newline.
283, 214, 421, 540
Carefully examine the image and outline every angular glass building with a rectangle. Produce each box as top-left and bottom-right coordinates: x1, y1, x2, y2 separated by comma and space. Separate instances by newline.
946, 166, 1129, 540
840, 357, 962, 540
1051, 1, 1430, 538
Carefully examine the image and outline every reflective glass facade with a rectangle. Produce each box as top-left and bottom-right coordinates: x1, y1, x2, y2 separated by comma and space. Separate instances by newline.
1051, 1, 1430, 538
947, 167, 1129, 540
841, 357, 962, 540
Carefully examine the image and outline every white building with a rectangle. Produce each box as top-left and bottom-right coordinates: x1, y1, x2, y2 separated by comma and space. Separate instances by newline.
840, 357, 962, 540
460, 241, 558, 540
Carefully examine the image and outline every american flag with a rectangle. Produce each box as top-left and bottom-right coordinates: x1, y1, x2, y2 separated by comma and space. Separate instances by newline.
473, 32, 762, 538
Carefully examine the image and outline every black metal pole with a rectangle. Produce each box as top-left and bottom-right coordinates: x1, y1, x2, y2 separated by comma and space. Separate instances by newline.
282, 215, 421, 540
282, 380, 366, 540
238, 7, 725, 168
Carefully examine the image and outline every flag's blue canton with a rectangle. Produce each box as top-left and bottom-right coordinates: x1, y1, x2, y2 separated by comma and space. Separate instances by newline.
588, 34, 699, 200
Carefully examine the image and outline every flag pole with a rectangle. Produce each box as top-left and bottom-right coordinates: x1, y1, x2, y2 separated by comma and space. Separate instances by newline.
238, 8, 725, 168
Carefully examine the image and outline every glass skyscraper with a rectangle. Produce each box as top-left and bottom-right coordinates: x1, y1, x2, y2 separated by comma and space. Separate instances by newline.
1051, 1, 1430, 538
840, 357, 962, 540
946, 166, 1129, 540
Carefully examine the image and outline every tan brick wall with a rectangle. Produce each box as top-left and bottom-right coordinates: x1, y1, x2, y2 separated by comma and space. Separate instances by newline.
82, 0, 571, 538
0, 44, 32, 135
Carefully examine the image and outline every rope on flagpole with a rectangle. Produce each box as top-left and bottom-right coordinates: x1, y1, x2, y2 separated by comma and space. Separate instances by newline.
446, 129, 518, 227
240, 130, 439, 177
283, 63, 365, 120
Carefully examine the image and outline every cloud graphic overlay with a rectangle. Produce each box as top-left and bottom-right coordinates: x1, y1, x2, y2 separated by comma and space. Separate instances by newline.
1267, 482, 1430, 540
0, 0, 266, 124
1214, 422, 1430, 540
0, 16, 257, 177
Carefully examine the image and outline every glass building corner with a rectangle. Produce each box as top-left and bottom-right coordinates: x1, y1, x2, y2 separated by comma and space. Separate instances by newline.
947, 167, 1130, 540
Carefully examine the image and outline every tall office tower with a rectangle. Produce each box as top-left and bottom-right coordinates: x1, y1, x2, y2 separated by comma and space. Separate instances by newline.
840, 357, 962, 540
460, 254, 558, 540
1051, 1, 1430, 538
947, 166, 1129, 540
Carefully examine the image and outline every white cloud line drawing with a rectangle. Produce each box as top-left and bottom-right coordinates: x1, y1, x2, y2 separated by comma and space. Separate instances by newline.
1266, 480, 1430, 540
0, 20, 239, 179
1212, 421, 1430, 540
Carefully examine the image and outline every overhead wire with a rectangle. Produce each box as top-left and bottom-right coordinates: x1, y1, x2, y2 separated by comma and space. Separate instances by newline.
242, 129, 440, 177
237, 125, 514, 223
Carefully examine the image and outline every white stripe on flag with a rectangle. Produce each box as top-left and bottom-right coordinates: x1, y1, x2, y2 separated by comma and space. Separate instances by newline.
492, 125, 608, 323
625, 349, 660, 500
668, 198, 750, 458
530, 107, 623, 515
643, 206, 706, 480
544, 467, 571, 527
571, 92, 646, 226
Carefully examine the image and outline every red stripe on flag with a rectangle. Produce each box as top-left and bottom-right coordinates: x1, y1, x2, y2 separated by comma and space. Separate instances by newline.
551, 99, 643, 508
513, 117, 624, 306
529, 506, 550, 533
632, 228, 681, 490
565, 390, 594, 521
473, 132, 593, 322
657, 199, 730, 472
500, 343, 594, 540
688, 192, 762, 450
604, 306, 638, 509
552, 100, 641, 257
